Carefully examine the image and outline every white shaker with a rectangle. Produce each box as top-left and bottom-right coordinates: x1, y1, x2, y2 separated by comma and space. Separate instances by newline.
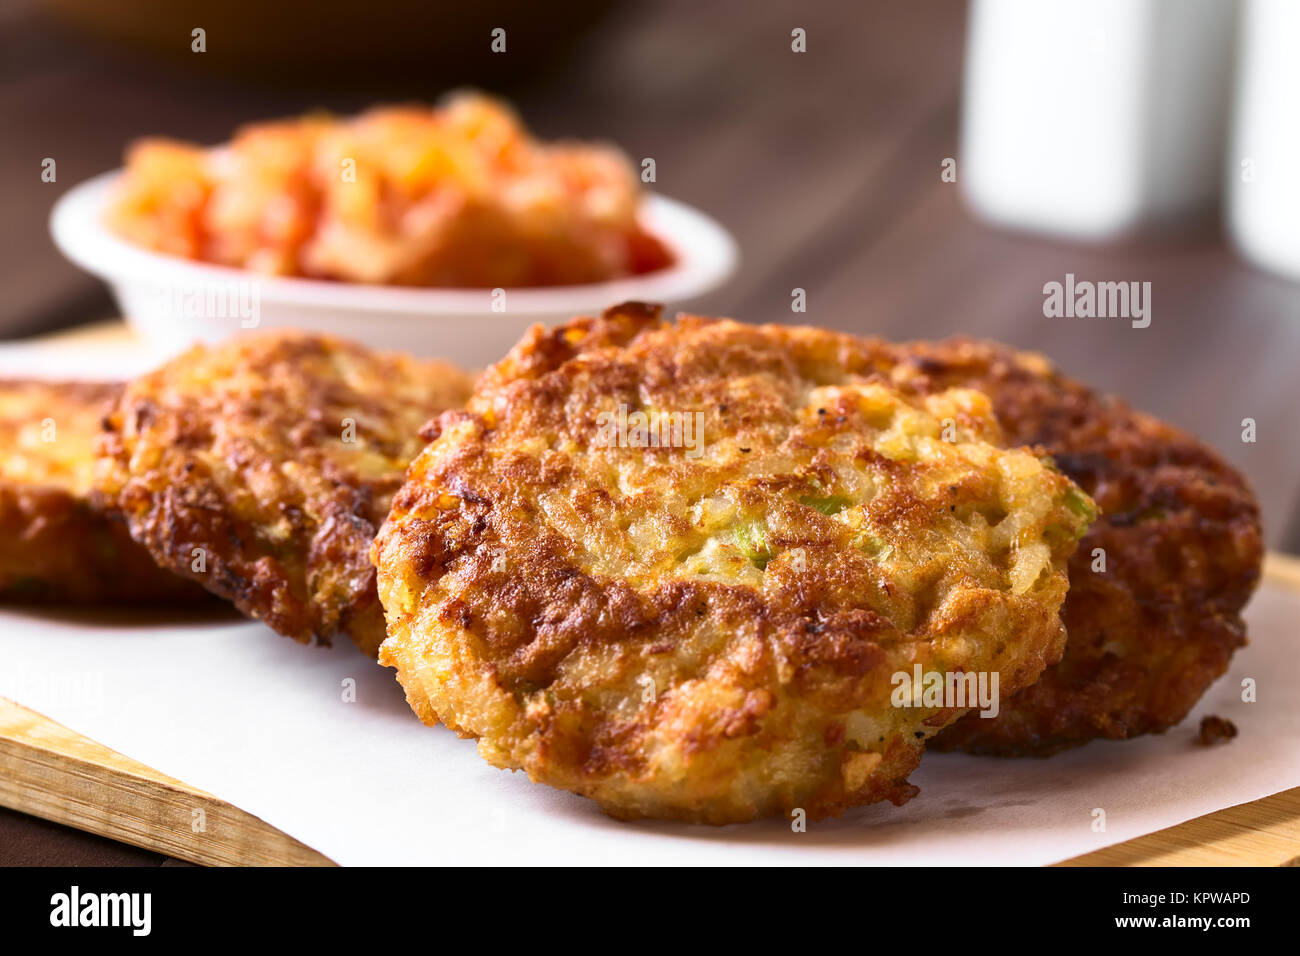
961, 0, 1237, 241
1227, 0, 1300, 282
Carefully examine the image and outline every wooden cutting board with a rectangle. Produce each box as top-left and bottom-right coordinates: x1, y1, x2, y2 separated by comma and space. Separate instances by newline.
3, 555, 1300, 867
0, 698, 332, 866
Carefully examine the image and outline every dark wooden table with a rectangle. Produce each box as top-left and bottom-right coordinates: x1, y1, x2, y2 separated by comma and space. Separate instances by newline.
3, 0, 1298, 864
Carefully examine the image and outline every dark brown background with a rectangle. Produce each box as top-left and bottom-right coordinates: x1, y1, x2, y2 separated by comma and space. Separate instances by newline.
2, 0, 1297, 863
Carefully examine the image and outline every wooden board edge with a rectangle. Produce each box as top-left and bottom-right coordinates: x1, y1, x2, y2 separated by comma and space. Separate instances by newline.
0, 698, 334, 867
1264, 551, 1300, 591
1057, 786, 1300, 867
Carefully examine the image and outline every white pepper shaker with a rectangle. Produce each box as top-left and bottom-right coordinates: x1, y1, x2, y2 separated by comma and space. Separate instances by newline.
1227, 0, 1300, 282
962, 0, 1237, 241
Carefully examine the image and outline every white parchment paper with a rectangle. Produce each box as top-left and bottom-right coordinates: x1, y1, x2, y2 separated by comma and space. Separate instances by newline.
0, 580, 1295, 866
0, 338, 166, 382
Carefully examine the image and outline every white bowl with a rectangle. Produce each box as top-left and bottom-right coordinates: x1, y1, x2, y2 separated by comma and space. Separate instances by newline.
50, 170, 738, 368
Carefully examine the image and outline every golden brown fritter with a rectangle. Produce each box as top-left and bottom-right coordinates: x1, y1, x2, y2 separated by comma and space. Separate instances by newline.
95, 331, 474, 656
0, 380, 206, 603
373, 305, 1093, 823
876, 340, 1263, 756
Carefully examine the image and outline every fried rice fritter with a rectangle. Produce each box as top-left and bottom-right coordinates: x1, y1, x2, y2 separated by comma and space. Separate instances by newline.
373, 305, 1094, 823
885, 341, 1263, 756
94, 331, 474, 656
0, 380, 205, 603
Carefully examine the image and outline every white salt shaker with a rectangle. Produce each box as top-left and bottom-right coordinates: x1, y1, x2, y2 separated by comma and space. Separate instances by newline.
1227, 0, 1300, 282
961, 0, 1237, 241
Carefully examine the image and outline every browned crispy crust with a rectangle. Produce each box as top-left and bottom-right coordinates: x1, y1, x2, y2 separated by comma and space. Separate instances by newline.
886, 340, 1264, 756
373, 306, 1092, 823
1196, 715, 1237, 746
94, 332, 473, 656
0, 380, 205, 604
